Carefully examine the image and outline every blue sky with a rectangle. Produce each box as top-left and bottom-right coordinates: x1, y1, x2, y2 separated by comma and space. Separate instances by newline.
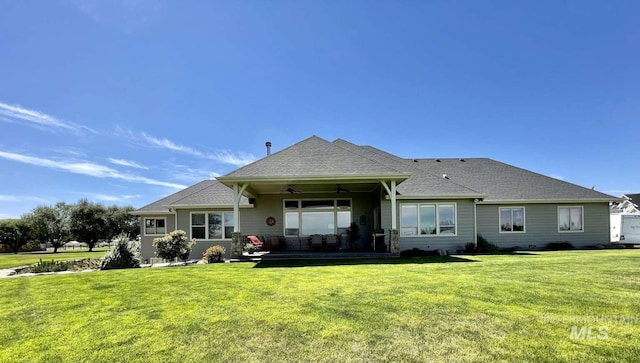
1, 0, 638, 218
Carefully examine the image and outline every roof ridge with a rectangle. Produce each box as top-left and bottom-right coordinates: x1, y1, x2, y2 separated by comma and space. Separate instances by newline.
223, 135, 330, 177
336, 141, 483, 195
331, 139, 407, 175
136, 180, 218, 210
169, 180, 226, 206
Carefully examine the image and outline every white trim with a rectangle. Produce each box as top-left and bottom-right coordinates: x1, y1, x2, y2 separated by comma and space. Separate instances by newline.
190, 211, 235, 240
498, 206, 526, 234
162, 204, 254, 209
478, 199, 616, 204
143, 217, 167, 236
557, 206, 584, 233
399, 202, 458, 237
218, 174, 411, 184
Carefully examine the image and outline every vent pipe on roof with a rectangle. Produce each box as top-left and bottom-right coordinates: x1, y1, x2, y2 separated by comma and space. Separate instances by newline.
266, 141, 272, 156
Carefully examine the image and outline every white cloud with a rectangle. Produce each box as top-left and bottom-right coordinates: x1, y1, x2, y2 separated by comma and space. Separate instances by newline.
0, 195, 48, 203
167, 164, 221, 183
0, 150, 186, 189
140, 132, 256, 166
74, 193, 142, 202
0, 101, 96, 134
108, 158, 148, 170
549, 174, 565, 181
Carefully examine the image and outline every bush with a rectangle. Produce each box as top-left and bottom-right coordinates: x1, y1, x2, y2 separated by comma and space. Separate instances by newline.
546, 241, 575, 250
152, 230, 196, 262
400, 248, 439, 257
477, 235, 500, 253
464, 242, 477, 253
30, 259, 70, 273
203, 245, 226, 263
100, 234, 141, 270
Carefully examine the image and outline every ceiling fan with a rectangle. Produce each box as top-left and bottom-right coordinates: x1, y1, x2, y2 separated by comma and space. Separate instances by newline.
286, 185, 302, 194
336, 184, 350, 193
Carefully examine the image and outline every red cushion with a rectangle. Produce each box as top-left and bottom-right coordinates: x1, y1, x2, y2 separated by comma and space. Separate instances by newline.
247, 235, 263, 247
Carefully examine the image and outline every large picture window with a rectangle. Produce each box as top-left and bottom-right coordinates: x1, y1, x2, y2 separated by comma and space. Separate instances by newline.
191, 212, 234, 239
400, 203, 457, 236
558, 206, 583, 232
144, 217, 166, 236
284, 199, 351, 236
500, 207, 525, 233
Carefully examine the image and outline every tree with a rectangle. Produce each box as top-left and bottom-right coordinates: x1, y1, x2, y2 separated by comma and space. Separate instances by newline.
69, 199, 106, 252
0, 219, 31, 254
104, 205, 139, 241
23, 204, 69, 253
152, 230, 196, 263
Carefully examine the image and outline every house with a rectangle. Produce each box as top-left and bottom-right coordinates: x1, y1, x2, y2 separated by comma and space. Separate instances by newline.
135, 136, 616, 261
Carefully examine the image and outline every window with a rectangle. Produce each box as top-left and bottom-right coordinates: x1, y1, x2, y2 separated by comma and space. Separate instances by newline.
500, 207, 525, 233
144, 218, 166, 235
284, 199, 351, 236
190, 212, 234, 239
558, 206, 583, 232
400, 203, 456, 236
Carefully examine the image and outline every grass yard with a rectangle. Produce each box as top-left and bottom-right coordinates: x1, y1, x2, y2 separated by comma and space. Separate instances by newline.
1, 250, 639, 362
0, 248, 110, 269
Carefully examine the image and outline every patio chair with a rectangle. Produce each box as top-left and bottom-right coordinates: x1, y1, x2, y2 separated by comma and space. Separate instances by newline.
325, 234, 338, 251
310, 235, 324, 252
247, 235, 263, 249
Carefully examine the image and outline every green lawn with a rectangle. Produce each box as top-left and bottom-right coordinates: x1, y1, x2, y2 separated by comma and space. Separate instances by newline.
1, 250, 639, 362
0, 248, 110, 269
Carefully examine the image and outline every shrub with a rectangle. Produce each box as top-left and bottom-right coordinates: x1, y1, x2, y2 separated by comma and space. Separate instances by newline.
477, 235, 500, 253
100, 234, 141, 270
30, 259, 71, 273
464, 242, 477, 253
203, 245, 226, 263
152, 230, 196, 262
546, 241, 575, 250
400, 248, 439, 257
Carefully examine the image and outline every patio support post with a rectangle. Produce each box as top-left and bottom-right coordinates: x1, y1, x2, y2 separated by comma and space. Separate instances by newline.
231, 183, 248, 258
381, 180, 400, 254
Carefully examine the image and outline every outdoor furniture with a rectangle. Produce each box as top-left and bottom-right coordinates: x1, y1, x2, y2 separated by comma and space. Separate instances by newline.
325, 234, 339, 251
247, 235, 263, 249
309, 235, 324, 251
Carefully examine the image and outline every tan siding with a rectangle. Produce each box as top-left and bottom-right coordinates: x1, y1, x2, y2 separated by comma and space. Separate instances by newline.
477, 203, 611, 248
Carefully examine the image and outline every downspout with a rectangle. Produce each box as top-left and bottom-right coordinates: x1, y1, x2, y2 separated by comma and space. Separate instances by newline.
473, 199, 478, 247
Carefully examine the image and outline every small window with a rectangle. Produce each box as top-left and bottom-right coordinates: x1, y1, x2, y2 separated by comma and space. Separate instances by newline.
191, 213, 206, 239
500, 207, 525, 233
558, 206, 583, 232
144, 218, 166, 235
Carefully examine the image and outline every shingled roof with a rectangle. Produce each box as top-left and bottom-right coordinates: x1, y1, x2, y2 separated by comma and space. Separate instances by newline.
221, 136, 408, 179
409, 158, 615, 202
135, 180, 249, 213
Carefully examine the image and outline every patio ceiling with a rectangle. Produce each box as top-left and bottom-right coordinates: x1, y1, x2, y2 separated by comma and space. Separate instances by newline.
243, 180, 383, 195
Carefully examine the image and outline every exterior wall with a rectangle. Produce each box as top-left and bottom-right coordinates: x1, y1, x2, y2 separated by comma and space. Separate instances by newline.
139, 214, 176, 263
382, 198, 476, 252
139, 191, 380, 260
476, 203, 611, 248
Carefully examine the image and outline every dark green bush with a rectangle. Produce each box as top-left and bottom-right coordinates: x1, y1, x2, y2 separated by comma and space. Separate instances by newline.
477, 235, 500, 253
101, 234, 141, 270
546, 241, 575, 250
400, 248, 439, 257
464, 242, 477, 253
203, 245, 226, 263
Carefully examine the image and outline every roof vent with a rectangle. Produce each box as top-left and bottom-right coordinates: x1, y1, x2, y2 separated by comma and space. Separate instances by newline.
265, 141, 272, 156
442, 174, 450, 179
413, 159, 418, 163
435, 159, 441, 162
459, 158, 466, 162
